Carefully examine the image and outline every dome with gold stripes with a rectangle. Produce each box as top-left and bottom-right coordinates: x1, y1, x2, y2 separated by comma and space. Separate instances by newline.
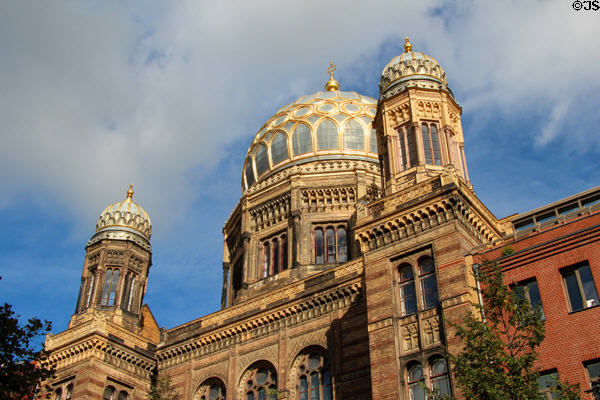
95, 185, 152, 241
242, 65, 379, 193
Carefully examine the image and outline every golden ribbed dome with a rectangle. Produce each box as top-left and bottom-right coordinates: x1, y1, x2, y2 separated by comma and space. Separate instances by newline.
242, 89, 379, 192
379, 37, 448, 97
95, 185, 152, 241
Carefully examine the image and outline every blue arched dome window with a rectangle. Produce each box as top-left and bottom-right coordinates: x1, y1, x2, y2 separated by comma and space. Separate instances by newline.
245, 157, 255, 187
255, 144, 269, 176
271, 132, 289, 165
343, 120, 365, 151
316, 120, 339, 150
292, 123, 312, 156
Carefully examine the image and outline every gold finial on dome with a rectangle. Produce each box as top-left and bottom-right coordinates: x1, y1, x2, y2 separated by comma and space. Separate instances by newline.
404, 36, 412, 53
324, 61, 340, 91
126, 184, 134, 201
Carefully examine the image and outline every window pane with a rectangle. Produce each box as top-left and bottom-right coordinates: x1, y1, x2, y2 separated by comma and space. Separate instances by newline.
409, 384, 426, 400
117, 391, 128, 400
300, 376, 308, 400
271, 132, 289, 165
579, 264, 599, 307
317, 120, 339, 150
282, 236, 288, 271
326, 228, 336, 263
337, 228, 347, 262
431, 359, 447, 374
401, 282, 417, 315
103, 387, 115, 400
247, 392, 254, 400
101, 270, 112, 305
421, 124, 432, 164
310, 373, 319, 400
255, 144, 269, 176
399, 266, 413, 281
432, 376, 451, 396
369, 129, 378, 154
587, 361, 600, 379
272, 239, 279, 274
526, 280, 545, 318
407, 127, 417, 166
315, 230, 324, 264
322, 369, 332, 400
564, 271, 584, 311
343, 120, 365, 150
419, 258, 435, 275
293, 123, 312, 155
109, 269, 119, 305
245, 158, 255, 187
422, 274, 439, 309
258, 388, 266, 400
264, 242, 270, 278
431, 124, 441, 165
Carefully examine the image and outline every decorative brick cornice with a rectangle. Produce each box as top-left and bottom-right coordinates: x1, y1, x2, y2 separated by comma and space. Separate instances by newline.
155, 262, 364, 369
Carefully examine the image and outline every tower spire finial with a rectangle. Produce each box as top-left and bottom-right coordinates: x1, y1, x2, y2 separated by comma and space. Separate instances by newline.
404, 36, 412, 53
324, 61, 340, 91
126, 184, 134, 200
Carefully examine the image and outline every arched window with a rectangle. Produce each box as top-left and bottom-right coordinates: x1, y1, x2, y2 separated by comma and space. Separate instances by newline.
419, 257, 439, 309
65, 384, 73, 400
255, 144, 269, 176
54, 388, 62, 400
271, 132, 289, 165
272, 238, 279, 275
315, 229, 324, 264
103, 386, 116, 400
263, 242, 270, 278
101, 269, 119, 306
196, 378, 226, 400
281, 235, 288, 271
292, 123, 312, 155
85, 270, 96, 307
407, 364, 425, 400
243, 364, 277, 400
127, 277, 136, 312
430, 358, 450, 396
326, 228, 336, 263
343, 120, 365, 150
337, 227, 347, 263
297, 353, 332, 400
245, 157, 256, 188
317, 120, 339, 150
421, 123, 441, 166
398, 265, 417, 316
117, 391, 128, 400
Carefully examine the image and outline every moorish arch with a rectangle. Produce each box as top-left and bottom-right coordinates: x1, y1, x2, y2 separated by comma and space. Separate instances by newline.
238, 360, 278, 400
289, 346, 333, 400
193, 377, 226, 400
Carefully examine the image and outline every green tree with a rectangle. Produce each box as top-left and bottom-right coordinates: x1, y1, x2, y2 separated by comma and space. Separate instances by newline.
0, 300, 54, 398
443, 262, 581, 400
146, 375, 179, 400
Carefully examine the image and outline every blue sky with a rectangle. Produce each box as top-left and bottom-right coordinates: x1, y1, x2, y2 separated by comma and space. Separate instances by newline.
1, 1, 599, 334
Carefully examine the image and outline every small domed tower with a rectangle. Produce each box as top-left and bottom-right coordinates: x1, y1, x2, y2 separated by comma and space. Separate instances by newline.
375, 37, 470, 195
71, 185, 153, 330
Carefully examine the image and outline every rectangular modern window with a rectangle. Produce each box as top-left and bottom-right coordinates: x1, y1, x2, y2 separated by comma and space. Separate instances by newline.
562, 262, 599, 312
538, 370, 559, 399
514, 278, 545, 320
586, 360, 600, 395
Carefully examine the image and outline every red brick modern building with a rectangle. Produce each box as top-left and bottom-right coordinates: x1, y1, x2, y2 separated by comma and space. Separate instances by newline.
472, 186, 600, 399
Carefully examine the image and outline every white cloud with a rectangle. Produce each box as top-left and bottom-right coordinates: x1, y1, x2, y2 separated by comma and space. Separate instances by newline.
1, 0, 599, 236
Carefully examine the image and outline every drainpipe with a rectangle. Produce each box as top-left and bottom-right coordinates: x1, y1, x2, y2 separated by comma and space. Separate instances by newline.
472, 263, 485, 321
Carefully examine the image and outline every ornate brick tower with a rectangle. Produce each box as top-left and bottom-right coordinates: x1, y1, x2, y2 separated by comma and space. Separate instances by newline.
355, 38, 509, 399
44, 186, 159, 399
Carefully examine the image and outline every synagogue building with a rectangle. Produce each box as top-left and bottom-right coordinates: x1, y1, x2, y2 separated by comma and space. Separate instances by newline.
43, 38, 600, 400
